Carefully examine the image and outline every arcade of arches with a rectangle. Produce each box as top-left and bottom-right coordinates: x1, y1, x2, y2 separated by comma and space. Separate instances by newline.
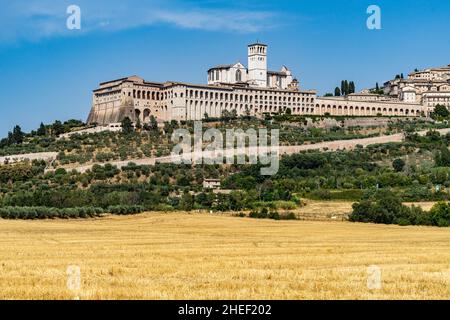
88, 76, 427, 126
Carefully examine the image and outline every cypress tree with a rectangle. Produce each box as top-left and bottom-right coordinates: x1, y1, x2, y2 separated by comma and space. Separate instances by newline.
121, 117, 134, 134
37, 122, 46, 136
12, 125, 24, 144
349, 81, 355, 94
135, 118, 142, 130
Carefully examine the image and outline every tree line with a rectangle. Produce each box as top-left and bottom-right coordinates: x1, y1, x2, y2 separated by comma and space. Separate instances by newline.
333, 80, 356, 96
350, 190, 450, 227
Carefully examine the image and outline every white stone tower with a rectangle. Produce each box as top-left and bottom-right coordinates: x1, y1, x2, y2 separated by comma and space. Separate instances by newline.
247, 43, 267, 87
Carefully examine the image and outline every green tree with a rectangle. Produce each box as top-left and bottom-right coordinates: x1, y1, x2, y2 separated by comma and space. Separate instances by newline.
135, 118, 142, 130
349, 81, 355, 94
221, 109, 231, 121
37, 122, 46, 136
334, 87, 341, 96
433, 105, 449, 119
180, 192, 194, 211
429, 202, 450, 227
12, 125, 24, 144
52, 120, 65, 136
121, 117, 134, 135
244, 106, 251, 119
149, 115, 158, 130
435, 146, 450, 167
392, 158, 405, 172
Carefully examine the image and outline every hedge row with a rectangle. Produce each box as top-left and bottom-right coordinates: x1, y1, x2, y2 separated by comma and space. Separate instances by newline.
106, 205, 146, 215
0, 205, 147, 220
0, 206, 105, 219
249, 208, 297, 220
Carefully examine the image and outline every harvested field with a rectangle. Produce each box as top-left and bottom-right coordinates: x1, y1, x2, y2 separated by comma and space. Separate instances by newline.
0, 213, 449, 300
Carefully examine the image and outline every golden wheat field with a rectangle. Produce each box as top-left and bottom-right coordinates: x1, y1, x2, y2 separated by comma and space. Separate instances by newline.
0, 212, 449, 300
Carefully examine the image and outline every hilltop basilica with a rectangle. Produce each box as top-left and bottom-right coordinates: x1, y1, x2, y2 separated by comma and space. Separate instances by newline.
87, 43, 448, 126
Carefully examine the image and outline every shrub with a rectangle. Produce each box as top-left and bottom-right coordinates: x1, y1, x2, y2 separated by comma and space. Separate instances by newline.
248, 208, 290, 221
249, 210, 259, 218
429, 202, 450, 227
281, 212, 297, 220
392, 158, 405, 172
269, 211, 280, 220
273, 201, 297, 210
259, 207, 269, 219
396, 217, 411, 226
107, 205, 146, 215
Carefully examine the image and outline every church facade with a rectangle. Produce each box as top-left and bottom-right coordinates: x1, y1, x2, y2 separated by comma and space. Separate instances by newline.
87, 43, 434, 126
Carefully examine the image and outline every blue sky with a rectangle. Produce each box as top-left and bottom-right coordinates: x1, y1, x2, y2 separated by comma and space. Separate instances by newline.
0, 0, 449, 136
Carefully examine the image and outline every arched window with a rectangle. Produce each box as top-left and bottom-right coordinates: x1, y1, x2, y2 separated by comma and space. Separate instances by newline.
236, 69, 242, 82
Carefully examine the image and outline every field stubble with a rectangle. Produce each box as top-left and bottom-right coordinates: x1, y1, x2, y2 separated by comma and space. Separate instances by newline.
0, 212, 449, 300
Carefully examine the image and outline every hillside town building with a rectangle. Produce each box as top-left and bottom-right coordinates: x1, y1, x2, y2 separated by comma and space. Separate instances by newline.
384, 65, 450, 109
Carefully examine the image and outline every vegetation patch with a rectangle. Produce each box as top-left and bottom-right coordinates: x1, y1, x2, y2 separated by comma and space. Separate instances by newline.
248, 208, 297, 220
350, 191, 450, 227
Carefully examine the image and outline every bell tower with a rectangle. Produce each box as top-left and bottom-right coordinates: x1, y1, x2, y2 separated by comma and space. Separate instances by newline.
247, 43, 267, 87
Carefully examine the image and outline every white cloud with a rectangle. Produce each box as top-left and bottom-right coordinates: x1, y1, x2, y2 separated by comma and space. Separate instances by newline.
0, 0, 278, 44
153, 10, 274, 33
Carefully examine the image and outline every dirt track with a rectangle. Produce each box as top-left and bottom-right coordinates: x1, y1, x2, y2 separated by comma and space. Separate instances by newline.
0, 152, 58, 165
